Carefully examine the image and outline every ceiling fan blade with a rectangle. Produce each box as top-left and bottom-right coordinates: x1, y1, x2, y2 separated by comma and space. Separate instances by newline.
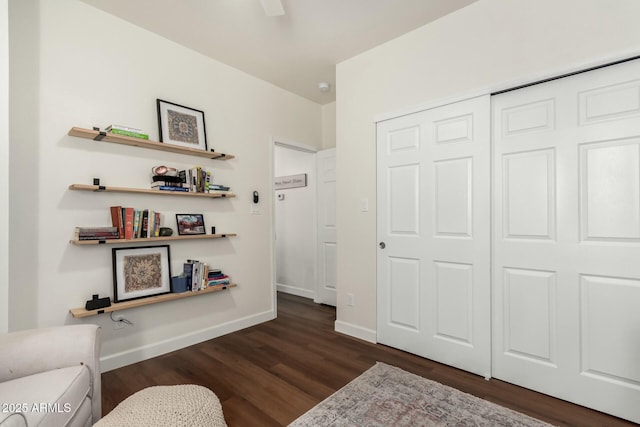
259, 0, 285, 16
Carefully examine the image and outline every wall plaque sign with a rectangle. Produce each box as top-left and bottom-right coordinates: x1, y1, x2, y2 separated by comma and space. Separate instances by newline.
274, 173, 307, 190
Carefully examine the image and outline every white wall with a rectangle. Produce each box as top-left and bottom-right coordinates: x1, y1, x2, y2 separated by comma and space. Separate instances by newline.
0, 0, 9, 333
9, 0, 322, 370
274, 145, 316, 299
321, 102, 336, 149
335, 0, 640, 338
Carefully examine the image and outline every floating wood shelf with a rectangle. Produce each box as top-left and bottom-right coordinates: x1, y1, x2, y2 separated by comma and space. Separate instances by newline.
68, 184, 235, 199
68, 127, 235, 160
70, 233, 237, 245
69, 284, 237, 318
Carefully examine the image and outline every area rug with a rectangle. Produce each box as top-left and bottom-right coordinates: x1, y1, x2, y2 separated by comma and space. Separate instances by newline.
289, 362, 553, 427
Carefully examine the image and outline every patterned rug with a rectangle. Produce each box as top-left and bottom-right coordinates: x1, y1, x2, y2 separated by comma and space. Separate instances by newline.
289, 362, 553, 427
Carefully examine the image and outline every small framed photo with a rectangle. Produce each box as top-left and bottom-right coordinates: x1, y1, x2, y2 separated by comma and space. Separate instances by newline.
112, 245, 172, 303
156, 99, 207, 151
176, 214, 206, 235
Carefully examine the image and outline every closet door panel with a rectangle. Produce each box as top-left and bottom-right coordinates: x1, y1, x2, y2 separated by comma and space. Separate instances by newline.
378, 96, 491, 378
493, 58, 640, 424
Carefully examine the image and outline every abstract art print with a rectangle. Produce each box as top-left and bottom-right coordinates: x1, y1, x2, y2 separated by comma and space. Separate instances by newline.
112, 245, 172, 302
156, 99, 207, 150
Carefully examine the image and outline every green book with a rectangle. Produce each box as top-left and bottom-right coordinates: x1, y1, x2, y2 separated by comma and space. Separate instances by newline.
108, 128, 149, 139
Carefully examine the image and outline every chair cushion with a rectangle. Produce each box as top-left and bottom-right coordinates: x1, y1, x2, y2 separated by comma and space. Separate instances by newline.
95, 384, 227, 427
0, 365, 91, 427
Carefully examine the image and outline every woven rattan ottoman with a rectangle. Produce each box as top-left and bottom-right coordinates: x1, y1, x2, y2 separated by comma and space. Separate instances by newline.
95, 384, 227, 427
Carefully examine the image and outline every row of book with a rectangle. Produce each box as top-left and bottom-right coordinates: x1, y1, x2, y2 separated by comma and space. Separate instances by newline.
106, 124, 149, 140
74, 207, 163, 241
181, 260, 230, 292
111, 206, 162, 240
151, 167, 231, 193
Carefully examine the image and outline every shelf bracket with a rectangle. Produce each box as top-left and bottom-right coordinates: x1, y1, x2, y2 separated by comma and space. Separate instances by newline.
92, 127, 107, 141
93, 186, 106, 192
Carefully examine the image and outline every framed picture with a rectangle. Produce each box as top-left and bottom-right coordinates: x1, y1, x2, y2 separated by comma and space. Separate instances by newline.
176, 214, 206, 235
156, 99, 208, 151
112, 245, 172, 303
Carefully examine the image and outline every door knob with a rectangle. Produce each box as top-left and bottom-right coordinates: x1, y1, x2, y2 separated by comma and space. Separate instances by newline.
379, 242, 386, 249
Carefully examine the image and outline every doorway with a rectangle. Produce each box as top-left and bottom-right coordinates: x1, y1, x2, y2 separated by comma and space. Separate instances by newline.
274, 142, 317, 300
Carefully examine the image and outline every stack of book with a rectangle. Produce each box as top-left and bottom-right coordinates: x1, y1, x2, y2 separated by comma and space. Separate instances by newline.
151, 174, 189, 192
74, 226, 119, 241
106, 124, 149, 140
207, 269, 230, 288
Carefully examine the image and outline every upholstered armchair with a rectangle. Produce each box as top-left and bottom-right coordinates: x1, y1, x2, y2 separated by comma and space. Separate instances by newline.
0, 324, 102, 426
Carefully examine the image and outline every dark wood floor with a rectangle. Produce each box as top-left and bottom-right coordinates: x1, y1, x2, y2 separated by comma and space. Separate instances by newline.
102, 292, 635, 426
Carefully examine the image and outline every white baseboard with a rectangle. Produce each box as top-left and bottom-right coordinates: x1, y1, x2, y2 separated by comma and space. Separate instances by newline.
334, 320, 377, 344
100, 309, 275, 372
276, 283, 315, 300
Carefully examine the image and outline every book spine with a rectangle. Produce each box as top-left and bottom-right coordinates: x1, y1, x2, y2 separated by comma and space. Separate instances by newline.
153, 186, 189, 192
183, 262, 194, 291
76, 232, 120, 237
110, 206, 124, 239
106, 124, 145, 133
78, 235, 120, 241
148, 210, 155, 239
150, 182, 188, 188
108, 129, 149, 139
75, 226, 118, 233
124, 207, 134, 240
141, 209, 149, 238
154, 212, 160, 237
133, 210, 141, 238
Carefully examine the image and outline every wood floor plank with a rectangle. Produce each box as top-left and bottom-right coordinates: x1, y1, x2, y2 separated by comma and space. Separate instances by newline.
101, 292, 636, 426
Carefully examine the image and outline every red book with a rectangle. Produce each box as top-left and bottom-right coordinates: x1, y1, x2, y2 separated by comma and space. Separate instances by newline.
110, 206, 124, 239
124, 207, 134, 240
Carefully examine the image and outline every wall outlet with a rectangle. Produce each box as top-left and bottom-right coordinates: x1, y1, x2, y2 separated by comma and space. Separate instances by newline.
112, 313, 127, 330
347, 293, 355, 307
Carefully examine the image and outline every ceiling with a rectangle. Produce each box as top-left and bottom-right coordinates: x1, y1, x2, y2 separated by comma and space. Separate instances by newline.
78, 0, 476, 105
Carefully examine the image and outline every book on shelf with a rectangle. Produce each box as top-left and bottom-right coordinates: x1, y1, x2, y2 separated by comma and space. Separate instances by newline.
151, 175, 185, 184
151, 186, 190, 192
133, 210, 141, 238
105, 124, 149, 140
140, 209, 149, 238
106, 124, 145, 133
77, 235, 120, 241
183, 262, 194, 291
74, 227, 119, 240
75, 226, 117, 234
124, 207, 134, 239
209, 184, 230, 192
108, 128, 149, 139
110, 206, 124, 239
151, 181, 188, 188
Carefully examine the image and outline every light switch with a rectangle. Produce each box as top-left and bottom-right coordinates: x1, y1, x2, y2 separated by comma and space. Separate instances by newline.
360, 198, 369, 212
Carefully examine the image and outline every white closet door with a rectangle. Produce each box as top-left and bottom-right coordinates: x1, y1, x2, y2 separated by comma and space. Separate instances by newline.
493, 59, 640, 423
377, 95, 491, 378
